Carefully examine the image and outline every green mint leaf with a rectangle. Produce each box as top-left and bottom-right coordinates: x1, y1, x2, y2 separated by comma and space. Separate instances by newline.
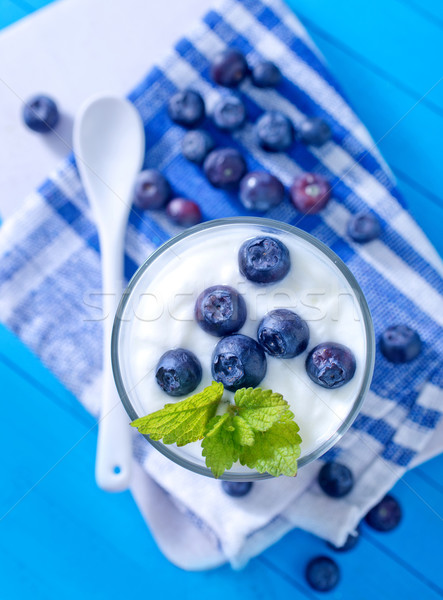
202, 414, 241, 478
130, 381, 223, 446
233, 415, 255, 446
234, 387, 289, 432
239, 417, 302, 477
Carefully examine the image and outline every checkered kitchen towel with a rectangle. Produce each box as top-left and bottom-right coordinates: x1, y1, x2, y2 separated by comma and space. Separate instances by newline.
1, 0, 442, 570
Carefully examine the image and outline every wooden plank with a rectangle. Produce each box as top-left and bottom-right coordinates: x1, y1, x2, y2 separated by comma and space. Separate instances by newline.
0, 324, 92, 428
14, 0, 56, 11
262, 527, 442, 600
395, 176, 443, 257
288, 0, 443, 113
414, 454, 443, 493
0, 356, 306, 599
262, 463, 443, 598
397, 0, 443, 27
362, 469, 443, 593
0, 0, 26, 28
262, 503, 443, 600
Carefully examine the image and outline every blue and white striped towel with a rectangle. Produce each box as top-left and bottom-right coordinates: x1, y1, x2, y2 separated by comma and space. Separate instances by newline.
1, 0, 442, 570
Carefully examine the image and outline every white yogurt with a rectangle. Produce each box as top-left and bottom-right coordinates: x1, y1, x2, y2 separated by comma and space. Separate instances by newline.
118, 222, 368, 473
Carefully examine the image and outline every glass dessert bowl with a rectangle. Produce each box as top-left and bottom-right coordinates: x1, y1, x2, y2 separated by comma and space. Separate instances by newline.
111, 217, 375, 480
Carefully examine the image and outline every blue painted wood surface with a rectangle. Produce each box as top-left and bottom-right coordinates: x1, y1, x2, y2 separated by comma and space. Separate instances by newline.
1, 0, 442, 598
0, 0, 26, 27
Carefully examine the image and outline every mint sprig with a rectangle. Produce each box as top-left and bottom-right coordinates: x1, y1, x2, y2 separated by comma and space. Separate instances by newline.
131, 382, 302, 478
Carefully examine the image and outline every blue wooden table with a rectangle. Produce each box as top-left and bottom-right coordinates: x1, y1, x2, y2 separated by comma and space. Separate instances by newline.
1, 1, 442, 598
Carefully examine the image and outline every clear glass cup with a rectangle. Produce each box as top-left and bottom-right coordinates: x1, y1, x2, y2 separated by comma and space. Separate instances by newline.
111, 217, 375, 480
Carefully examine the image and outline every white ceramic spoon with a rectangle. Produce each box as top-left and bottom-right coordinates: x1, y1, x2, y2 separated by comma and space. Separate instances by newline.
73, 93, 145, 491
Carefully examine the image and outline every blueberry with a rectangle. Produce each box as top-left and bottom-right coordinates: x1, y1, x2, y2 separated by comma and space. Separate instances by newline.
380, 325, 421, 364
203, 148, 247, 188
166, 198, 202, 227
347, 212, 381, 243
238, 236, 291, 285
365, 495, 402, 532
327, 529, 360, 552
195, 285, 247, 337
155, 348, 202, 396
239, 171, 285, 212
305, 556, 340, 592
133, 169, 171, 209
299, 117, 331, 146
168, 89, 205, 128
212, 95, 246, 131
212, 334, 267, 392
306, 342, 356, 389
251, 61, 282, 88
258, 309, 309, 358
256, 111, 294, 152
318, 462, 354, 498
221, 481, 253, 497
210, 49, 249, 87
290, 173, 331, 214
23, 94, 59, 133
181, 130, 215, 164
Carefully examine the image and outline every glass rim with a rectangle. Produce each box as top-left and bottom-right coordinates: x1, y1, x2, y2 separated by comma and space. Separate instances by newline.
111, 217, 375, 481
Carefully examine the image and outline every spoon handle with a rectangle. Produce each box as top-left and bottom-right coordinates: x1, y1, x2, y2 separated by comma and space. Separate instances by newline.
95, 226, 132, 491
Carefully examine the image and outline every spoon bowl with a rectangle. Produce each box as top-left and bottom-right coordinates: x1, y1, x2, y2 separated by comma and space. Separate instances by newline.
75, 94, 145, 224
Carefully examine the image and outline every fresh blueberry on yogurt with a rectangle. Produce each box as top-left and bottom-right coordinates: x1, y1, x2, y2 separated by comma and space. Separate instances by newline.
256, 111, 295, 152
258, 309, 309, 358
238, 236, 291, 284
155, 349, 202, 396
195, 285, 247, 337
347, 212, 381, 243
23, 94, 59, 133
305, 556, 340, 592
168, 90, 205, 128
290, 173, 331, 214
210, 49, 249, 87
239, 171, 285, 212
251, 61, 282, 88
212, 95, 247, 131
203, 148, 247, 188
299, 117, 331, 146
134, 169, 171, 210
380, 325, 421, 364
212, 334, 267, 391
181, 130, 215, 164
306, 343, 356, 389
318, 462, 354, 497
